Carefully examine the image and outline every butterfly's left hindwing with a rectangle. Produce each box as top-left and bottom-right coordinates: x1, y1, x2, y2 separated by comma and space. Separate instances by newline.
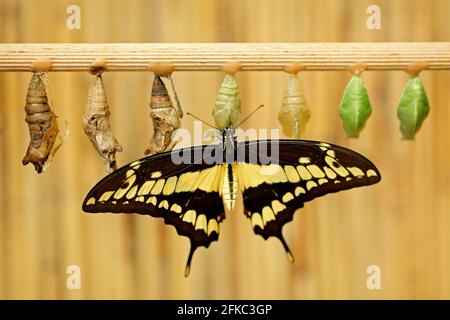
82, 145, 226, 276
235, 140, 381, 258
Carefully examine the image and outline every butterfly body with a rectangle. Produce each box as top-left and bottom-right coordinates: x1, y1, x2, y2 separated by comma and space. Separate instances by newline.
83, 130, 380, 276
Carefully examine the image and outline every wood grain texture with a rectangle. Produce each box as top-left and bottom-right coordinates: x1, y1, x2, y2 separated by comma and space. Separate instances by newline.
0, 0, 449, 300
0, 42, 450, 71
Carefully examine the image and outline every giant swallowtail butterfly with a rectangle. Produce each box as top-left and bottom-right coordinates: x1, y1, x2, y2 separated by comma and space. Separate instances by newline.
83, 129, 381, 276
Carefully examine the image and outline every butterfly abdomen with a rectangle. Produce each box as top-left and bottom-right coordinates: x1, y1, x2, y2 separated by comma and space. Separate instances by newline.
222, 164, 237, 211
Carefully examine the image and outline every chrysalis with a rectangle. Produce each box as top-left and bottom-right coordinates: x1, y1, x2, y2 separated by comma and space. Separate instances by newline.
144, 75, 183, 155
339, 71, 372, 138
397, 74, 430, 140
212, 73, 241, 130
22, 72, 67, 173
83, 73, 123, 172
278, 73, 311, 138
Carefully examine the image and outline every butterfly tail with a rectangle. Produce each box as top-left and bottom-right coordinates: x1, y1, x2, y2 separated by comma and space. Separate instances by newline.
278, 232, 295, 263
184, 244, 198, 277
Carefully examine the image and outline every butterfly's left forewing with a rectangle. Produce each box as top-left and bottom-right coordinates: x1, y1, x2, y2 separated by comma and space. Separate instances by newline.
235, 139, 381, 259
82, 145, 226, 276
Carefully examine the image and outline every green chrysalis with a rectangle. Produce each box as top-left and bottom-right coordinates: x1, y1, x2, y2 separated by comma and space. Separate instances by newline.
396, 76, 429, 139
212, 74, 241, 130
339, 74, 372, 138
278, 74, 311, 138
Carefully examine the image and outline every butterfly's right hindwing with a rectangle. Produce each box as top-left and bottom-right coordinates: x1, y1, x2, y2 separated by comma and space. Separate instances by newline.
235, 139, 381, 258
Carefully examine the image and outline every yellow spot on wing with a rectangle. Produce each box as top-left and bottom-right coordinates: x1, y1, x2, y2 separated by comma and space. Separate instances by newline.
197, 167, 222, 192
182, 210, 196, 225
306, 180, 318, 190
326, 149, 336, 158
158, 200, 169, 209
99, 191, 114, 202
126, 185, 138, 199
170, 203, 182, 214
150, 179, 165, 195
262, 206, 276, 224
234, 164, 265, 191
260, 165, 288, 184
367, 169, 377, 177
114, 175, 136, 199
251, 213, 264, 229
195, 214, 207, 231
324, 167, 337, 179
146, 196, 157, 205
138, 180, 155, 196
151, 171, 162, 179
207, 219, 219, 235
86, 197, 96, 205
297, 165, 312, 180
318, 178, 328, 185
307, 165, 325, 178
284, 165, 300, 183
135, 196, 145, 202
126, 170, 135, 178
298, 157, 311, 164
325, 156, 349, 177
295, 186, 306, 196
268, 165, 288, 183
162, 176, 178, 195
175, 172, 190, 192
176, 171, 199, 192
271, 200, 286, 215
130, 160, 141, 169
347, 167, 364, 177
282, 192, 294, 203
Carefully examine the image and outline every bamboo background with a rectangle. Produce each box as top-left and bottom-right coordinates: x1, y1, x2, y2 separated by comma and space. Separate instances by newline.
0, 0, 449, 299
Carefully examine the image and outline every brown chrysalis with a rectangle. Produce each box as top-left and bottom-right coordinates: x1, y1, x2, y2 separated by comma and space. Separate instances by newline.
144, 74, 183, 155
22, 72, 66, 173
83, 72, 122, 172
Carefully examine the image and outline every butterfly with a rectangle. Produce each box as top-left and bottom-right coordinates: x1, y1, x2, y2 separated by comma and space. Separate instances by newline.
83, 128, 381, 276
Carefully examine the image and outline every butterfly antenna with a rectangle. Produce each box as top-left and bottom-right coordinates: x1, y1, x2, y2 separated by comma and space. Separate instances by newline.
184, 244, 197, 277
186, 112, 218, 130
278, 234, 295, 263
235, 104, 264, 128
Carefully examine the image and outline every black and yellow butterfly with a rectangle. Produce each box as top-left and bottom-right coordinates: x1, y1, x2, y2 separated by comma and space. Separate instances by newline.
83, 128, 381, 276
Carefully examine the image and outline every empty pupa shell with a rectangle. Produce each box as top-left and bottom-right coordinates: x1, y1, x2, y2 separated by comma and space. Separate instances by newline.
22, 72, 64, 173
83, 74, 123, 172
397, 76, 430, 139
338, 74, 372, 138
144, 75, 182, 155
278, 74, 311, 138
212, 74, 241, 130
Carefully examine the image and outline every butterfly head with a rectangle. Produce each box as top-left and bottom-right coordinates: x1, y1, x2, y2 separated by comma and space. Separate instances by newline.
222, 128, 236, 149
